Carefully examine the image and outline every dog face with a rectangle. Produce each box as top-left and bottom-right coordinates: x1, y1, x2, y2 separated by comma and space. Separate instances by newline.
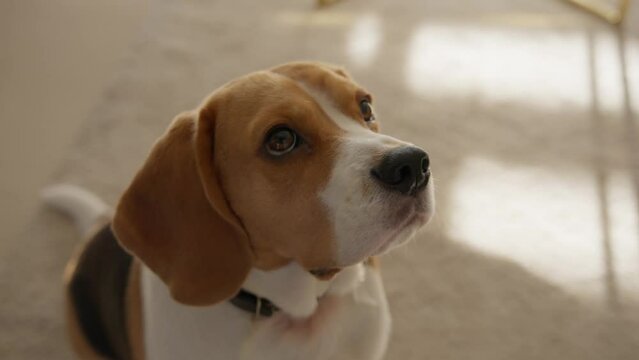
113, 62, 434, 305
216, 63, 434, 270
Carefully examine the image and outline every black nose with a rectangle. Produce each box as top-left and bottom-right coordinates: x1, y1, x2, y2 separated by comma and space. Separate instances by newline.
371, 146, 430, 195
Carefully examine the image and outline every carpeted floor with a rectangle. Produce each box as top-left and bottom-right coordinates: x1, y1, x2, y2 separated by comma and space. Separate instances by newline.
2, 0, 639, 358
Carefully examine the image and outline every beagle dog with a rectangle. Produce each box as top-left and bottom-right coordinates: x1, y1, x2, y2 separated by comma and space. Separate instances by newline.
52, 62, 434, 360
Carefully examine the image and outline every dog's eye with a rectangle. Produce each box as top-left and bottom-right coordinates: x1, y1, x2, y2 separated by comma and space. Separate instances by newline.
359, 100, 375, 122
265, 127, 298, 156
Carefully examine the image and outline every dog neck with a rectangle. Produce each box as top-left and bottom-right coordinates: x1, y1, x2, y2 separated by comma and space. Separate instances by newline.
242, 261, 365, 319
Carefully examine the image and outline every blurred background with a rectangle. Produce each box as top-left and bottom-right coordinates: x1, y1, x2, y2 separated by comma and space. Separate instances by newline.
1, 0, 638, 359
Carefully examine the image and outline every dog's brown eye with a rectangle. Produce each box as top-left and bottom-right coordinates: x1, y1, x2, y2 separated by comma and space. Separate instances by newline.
265, 127, 297, 156
359, 100, 375, 122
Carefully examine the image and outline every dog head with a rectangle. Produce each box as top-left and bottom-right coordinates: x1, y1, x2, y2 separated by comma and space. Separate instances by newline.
113, 62, 434, 306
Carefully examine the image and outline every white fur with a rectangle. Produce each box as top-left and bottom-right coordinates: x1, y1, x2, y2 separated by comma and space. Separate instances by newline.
142, 261, 390, 360
42, 184, 112, 236
298, 84, 435, 266
242, 261, 323, 318
141, 265, 252, 360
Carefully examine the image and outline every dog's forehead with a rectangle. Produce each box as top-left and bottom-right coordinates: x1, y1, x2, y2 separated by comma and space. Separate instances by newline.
271, 62, 354, 91
202, 63, 372, 138
271, 62, 364, 108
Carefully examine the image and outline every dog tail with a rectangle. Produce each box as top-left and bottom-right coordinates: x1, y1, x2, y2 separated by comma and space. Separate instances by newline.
42, 184, 112, 237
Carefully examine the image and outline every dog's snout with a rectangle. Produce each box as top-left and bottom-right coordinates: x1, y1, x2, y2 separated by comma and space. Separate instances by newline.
371, 146, 430, 195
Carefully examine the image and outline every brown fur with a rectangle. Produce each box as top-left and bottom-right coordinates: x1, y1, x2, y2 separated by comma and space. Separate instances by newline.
364, 256, 380, 269
210, 70, 342, 271
112, 112, 253, 306
126, 260, 144, 360
272, 62, 380, 133
113, 62, 378, 306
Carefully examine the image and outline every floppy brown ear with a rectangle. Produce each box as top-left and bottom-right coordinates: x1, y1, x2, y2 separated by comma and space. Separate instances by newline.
112, 108, 253, 306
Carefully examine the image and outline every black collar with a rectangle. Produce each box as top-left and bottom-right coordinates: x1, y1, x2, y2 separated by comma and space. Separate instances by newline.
229, 289, 279, 317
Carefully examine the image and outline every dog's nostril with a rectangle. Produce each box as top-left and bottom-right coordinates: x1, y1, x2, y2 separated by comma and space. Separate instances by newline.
420, 156, 429, 173
393, 165, 412, 185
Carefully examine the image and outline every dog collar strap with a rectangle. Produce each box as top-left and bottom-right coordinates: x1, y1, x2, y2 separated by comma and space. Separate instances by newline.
229, 289, 279, 318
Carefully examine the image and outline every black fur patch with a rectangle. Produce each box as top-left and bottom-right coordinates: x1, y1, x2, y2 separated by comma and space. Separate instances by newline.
69, 224, 132, 359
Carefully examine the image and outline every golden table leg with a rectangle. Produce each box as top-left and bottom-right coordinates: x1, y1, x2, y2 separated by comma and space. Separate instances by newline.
566, 0, 631, 24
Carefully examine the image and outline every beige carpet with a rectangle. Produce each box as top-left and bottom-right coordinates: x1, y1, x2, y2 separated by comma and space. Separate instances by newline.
2, 0, 639, 358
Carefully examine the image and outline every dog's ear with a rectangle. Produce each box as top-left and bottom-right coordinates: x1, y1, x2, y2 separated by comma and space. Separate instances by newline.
112, 107, 253, 306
